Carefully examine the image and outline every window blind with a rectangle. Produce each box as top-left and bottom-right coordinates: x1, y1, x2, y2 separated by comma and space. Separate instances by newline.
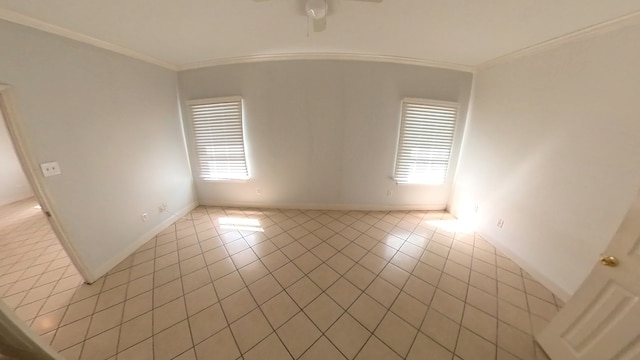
394, 99, 458, 184
189, 97, 249, 180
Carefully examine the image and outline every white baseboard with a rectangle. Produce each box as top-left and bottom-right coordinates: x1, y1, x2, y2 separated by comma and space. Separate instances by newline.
477, 230, 572, 302
91, 201, 199, 282
198, 201, 446, 212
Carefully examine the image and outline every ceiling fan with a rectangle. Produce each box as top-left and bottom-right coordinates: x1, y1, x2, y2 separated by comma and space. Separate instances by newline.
254, 0, 382, 33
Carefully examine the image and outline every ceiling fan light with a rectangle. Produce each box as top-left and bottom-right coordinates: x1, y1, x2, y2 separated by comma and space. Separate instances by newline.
306, 0, 327, 19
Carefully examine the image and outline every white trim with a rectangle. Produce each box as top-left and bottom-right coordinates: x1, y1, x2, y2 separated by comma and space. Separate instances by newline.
178, 52, 474, 73
198, 201, 446, 212
479, 10, 640, 70
477, 231, 572, 302
0, 9, 177, 71
92, 201, 198, 280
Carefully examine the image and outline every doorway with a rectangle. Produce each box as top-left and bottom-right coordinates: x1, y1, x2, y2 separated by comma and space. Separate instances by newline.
0, 85, 86, 359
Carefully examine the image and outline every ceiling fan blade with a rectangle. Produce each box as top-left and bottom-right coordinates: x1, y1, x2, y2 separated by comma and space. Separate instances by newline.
313, 17, 327, 32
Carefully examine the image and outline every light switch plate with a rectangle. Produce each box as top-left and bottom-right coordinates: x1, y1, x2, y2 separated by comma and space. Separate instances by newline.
40, 162, 61, 177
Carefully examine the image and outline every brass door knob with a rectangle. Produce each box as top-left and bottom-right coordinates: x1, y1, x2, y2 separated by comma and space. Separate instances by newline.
600, 256, 619, 267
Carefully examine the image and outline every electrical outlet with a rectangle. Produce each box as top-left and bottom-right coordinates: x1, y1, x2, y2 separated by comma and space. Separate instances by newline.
257, 188, 262, 195
141, 213, 149, 222
387, 190, 393, 197
473, 204, 479, 212
496, 218, 504, 228
40, 161, 61, 177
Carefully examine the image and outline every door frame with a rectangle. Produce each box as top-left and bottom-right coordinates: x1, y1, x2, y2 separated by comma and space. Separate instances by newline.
0, 83, 93, 283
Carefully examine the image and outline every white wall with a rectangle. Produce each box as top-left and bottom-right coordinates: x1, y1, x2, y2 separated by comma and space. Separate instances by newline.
0, 20, 196, 279
0, 110, 33, 206
451, 22, 640, 298
179, 60, 472, 210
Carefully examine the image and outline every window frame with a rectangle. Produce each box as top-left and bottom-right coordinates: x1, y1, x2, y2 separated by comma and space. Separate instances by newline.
393, 98, 460, 185
186, 96, 251, 182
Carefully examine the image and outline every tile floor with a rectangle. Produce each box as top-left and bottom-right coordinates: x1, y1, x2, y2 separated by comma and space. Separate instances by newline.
0, 198, 563, 360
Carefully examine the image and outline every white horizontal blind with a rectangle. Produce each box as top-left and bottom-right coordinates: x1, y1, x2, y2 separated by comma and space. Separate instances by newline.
189, 97, 249, 180
394, 99, 458, 184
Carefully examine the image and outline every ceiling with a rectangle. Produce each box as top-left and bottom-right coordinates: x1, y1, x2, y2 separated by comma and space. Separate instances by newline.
0, 0, 639, 71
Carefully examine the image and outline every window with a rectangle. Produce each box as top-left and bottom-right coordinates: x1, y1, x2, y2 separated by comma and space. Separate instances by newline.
188, 97, 249, 180
394, 99, 458, 184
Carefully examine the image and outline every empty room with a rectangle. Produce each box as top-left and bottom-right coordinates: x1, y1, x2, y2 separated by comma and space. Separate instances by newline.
0, 1, 639, 359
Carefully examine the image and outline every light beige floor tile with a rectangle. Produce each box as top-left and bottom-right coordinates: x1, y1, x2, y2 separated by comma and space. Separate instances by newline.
207, 258, 236, 280
184, 283, 217, 316
374, 312, 417, 357
304, 293, 344, 332
412, 262, 441, 286
431, 289, 465, 323
118, 311, 152, 352
126, 274, 153, 300
498, 321, 536, 360
407, 332, 453, 360
498, 282, 528, 309
58, 342, 83, 360
438, 273, 469, 301
390, 292, 428, 328
153, 278, 183, 307
326, 277, 361, 309
355, 336, 402, 360
153, 297, 187, 334
153, 264, 180, 287
220, 288, 257, 323
380, 263, 411, 289
348, 293, 387, 332
80, 326, 119, 360
213, 271, 245, 299
188, 303, 227, 344
498, 299, 532, 334
238, 259, 269, 284
467, 285, 497, 317
51, 316, 91, 351
272, 263, 305, 288
14, 298, 46, 322
87, 302, 123, 337
40, 288, 76, 314
286, 277, 322, 308
277, 312, 322, 358
180, 254, 206, 275
0, 203, 564, 360
421, 309, 460, 352
365, 277, 400, 308
456, 327, 496, 360
95, 285, 127, 312
326, 313, 370, 359
344, 264, 376, 291
154, 320, 194, 360
122, 291, 152, 322
301, 337, 346, 359
31, 307, 66, 335
261, 291, 300, 329
462, 304, 497, 343
527, 294, 558, 321
230, 308, 273, 353
262, 250, 290, 272
244, 333, 293, 360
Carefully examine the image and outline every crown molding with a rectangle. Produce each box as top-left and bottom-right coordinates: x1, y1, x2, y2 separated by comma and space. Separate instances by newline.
178, 52, 474, 73
479, 10, 640, 70
0, 9, 177, 71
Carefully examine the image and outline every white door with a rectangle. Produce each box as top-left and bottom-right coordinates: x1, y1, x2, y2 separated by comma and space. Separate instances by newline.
0, 301, 62, 360
537, 192, 640, 359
